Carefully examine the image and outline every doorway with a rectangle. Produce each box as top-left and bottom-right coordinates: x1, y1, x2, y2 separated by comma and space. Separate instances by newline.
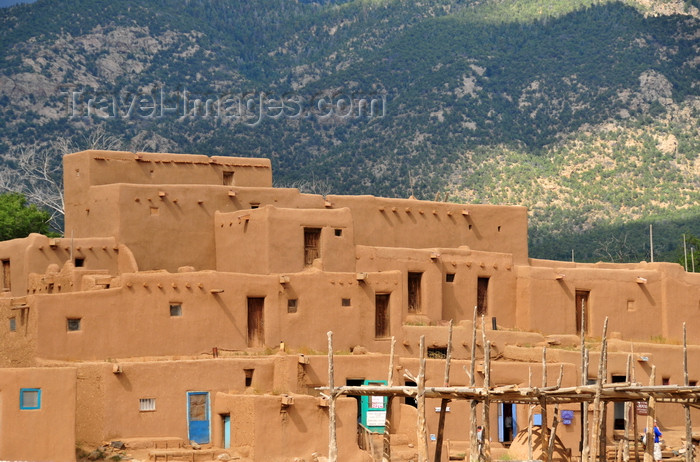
498, 403, 517, 444
247, 297, 264, 347
187, 392, 210, 444
220, 413, 231, 448
575, 290, 590, 334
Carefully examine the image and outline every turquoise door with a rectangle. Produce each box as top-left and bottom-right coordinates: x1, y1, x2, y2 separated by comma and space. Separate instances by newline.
222, 414, 231, 449
187, 392, 210, 444
360, 380, 387, 434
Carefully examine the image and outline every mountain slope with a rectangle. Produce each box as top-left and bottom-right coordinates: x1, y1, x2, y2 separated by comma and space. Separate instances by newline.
0, 0, 698, 261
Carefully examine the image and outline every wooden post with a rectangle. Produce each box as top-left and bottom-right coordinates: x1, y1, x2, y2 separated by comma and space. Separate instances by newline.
435, 321, 454, 462
417, 336, 429, 462
383, 337, 396, 462
644, 367, 656, 462
328, 331, 338, 462
683, 324, 693, 462
589, 317, 609, 462
600, 336, 610, 462
482, 340, 491, 462
632, 344, 640, 462
581, 297, 589, 462
528, 367, 534, 462
547, 365, 565, 462
624, 354, 632, 462
540, 346, 549, 462
469, 307, 479, 462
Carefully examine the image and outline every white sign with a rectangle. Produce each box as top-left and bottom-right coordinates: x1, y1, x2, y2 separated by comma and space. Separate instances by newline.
366, 411, 386, 427
434, 406, 451, 413
370, 396, 384, 409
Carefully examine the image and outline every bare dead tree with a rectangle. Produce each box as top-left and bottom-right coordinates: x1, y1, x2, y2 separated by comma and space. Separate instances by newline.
0, 126, 123, 233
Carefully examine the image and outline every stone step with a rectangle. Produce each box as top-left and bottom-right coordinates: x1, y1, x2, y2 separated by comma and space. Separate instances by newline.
149, 448, 217, 461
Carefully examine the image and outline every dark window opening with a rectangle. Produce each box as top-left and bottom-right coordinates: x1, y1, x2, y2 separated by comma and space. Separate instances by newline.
74, 258, 85, 267
334, 228, 343, 237
247, 297, 264, 347
170, 303, 182, 317
244, 369, 254, 388
346, 379, 364, 422
287, 299, 298, 313
690, 380, 697, 387
223, 171, 234, 186
9, 317, 16, 332
575, 290, 590, 335
408, 272, 422, 313
446, 273, 455, 283
428, 347, 447, 359
250, 202, 260, 209
497, 226, 501, 232
2, 259, 10, 291
304, 228, 321, 266
47, 283, 54, 294
612, 375, 626, 429
477, 277, 489, 316
662, 377, 670, 385
67, 318, 81, 331
375, 293, 390, 338
342, 298, 351, 307
405, 381, 417, 407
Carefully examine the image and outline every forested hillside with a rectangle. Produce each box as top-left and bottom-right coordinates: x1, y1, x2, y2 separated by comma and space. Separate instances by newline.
0, 0, 698, 263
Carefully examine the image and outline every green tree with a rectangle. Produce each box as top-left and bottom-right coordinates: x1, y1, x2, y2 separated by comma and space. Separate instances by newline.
0, 193, 51, 241
678, 234, 700, 273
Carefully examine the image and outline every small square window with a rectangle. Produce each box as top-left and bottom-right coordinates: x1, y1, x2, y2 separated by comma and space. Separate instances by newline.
690, 380, 697, 387
74, 258, 85, 267
20, 388, 41, 410
9, 317, 16, 332
139, 398, 156, 412
170, 303, 182, 317
446, 273, 455, 283
287, 299, 298, 313
334, 229, 343, 237
341, 298, 351, 307
250, 203, 260, 209
662, 377, 670, 386
67, 318, 81, 331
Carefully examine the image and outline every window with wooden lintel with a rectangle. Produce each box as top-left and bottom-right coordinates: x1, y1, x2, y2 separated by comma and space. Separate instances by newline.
408, 272, 422, 313
304, 228, 321, 266
222, 171, 234, 186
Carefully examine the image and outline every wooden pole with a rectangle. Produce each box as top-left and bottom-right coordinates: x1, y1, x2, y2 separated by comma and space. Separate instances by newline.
683, 324, 693, 462
589, 317, 609, 462
632, 344, 640, 462
469, 307, 479, 462
383, 337, 396, 462
528, 367, 534, 462
417, 335, 429, 462
600, 336, 610, 462
547, 364, 565, 462
644, 366, 656, 462
435, 320, 454, 462
328, 331, 338, 462
540, 346, 549, 462
581, 295, 589, 462
482, 340, 491, 462
624, 354, 632, 462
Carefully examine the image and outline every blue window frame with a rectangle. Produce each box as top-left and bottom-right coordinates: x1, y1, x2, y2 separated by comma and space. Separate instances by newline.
20, 388, 41, 410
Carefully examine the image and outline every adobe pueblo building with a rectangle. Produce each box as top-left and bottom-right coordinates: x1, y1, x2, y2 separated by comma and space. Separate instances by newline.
0, 150, 699, 462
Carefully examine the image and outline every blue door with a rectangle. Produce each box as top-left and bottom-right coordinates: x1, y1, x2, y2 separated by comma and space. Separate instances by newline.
222, 414, 231, 449
360, 380, 388, 434
498, 403, 518, 443
187, 392, 210, 444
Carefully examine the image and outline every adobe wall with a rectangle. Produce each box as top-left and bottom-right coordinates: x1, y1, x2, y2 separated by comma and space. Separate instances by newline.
0, 234, 127, 296
326, 195, 529, 264
70, 183, 325, 271
356, 246, 518, 327
216, 393, 369, 461
517, 260, 700, 343
63, 150, 272, 225
216, 206, 356, 274
27, 269, 403, 361
0, 367, 76, 462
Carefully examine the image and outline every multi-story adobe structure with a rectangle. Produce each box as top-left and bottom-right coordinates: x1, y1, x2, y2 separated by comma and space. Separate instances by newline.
0, 150, 698, 462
